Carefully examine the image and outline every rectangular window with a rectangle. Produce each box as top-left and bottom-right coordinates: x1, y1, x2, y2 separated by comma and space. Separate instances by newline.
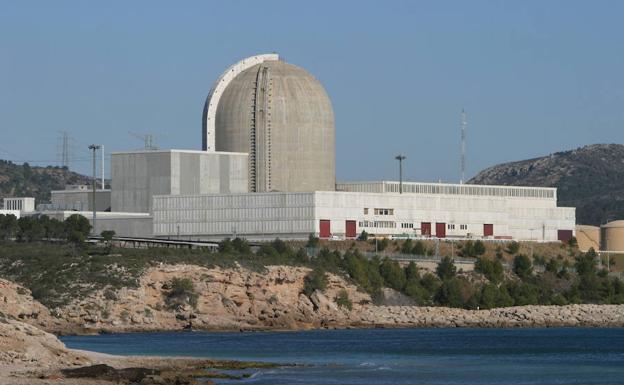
364, 208, 369, 215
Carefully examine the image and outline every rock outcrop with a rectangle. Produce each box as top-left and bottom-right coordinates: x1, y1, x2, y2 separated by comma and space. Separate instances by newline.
0, 313, 88, 371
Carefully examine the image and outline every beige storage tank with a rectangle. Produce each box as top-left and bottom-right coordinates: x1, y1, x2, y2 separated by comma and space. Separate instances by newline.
601, 220, 624, 252
576, 225, 600, 252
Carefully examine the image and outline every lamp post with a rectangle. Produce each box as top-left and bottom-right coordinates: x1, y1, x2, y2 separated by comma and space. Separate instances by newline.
88, 144, 101, 235
395, 155, 406, 194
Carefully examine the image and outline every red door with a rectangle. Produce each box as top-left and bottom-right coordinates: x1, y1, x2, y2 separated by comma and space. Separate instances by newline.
484, 224, 494, 237
436, 223, 446, 238
421, 222, 431, 236
320, 220, 331, 238
345, 220, 357, 238
558, 230, 573, 243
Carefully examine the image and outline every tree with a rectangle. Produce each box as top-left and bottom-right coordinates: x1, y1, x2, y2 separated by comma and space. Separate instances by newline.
401, 239, 413, 254
435, 277, 477, 309
357, 230, 368, 241
64, 214, 91, 240
101, 230, 115, 252
306, 233, 320, 248
232, 237, 251, 254
567, 236, 578, 249
436, 256, 457, 280
412, 240, 426, 255
513, 254, 533, 279
17, 216, 44, 242
475, 257, 503, 283
506, 241, 520, 255
473, 240, 486, 256
218, 238, 234, 253
405, 261, 420, 281
0, 214, 18, 240
379, 258, 406, 291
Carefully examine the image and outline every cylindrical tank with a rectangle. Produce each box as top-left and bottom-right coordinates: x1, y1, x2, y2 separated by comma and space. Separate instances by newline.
600, 220, 624, 252
209, 58, 335, 193
576, 225, 600, 252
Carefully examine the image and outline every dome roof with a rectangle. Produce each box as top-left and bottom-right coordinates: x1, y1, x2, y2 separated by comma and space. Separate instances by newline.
208, 57, 335, 192
602, 220, 624, 228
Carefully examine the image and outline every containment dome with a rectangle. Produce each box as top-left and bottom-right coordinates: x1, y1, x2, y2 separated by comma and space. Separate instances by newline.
203, 54, 335, 192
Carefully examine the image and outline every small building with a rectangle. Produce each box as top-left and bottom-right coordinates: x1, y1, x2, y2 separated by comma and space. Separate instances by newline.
2, 197, 35, 213
601, 220, 624, 252
50, 189, 111, 211
576, 225, 600, 252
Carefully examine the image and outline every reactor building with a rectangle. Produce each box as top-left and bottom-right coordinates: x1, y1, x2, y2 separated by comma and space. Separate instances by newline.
202, 54, 335, 193
39, 53, 576, 242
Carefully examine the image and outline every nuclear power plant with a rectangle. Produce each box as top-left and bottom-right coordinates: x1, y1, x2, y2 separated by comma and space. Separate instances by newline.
17, 54, 577, 243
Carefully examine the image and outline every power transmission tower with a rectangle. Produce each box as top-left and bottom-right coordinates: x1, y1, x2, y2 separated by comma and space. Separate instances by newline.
88, 144, 101, 235
129, 132, 158, 150
460, 109, 467, 184
57, 131, 71, 169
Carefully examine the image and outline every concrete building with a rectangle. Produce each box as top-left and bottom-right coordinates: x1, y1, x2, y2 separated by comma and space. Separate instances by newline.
203, 54, 335, 193
152, 183, 575, 241
111, 149, 248, 213
41, 210, 152, 238
2, 197, 35, 213
50, 188, 111, 211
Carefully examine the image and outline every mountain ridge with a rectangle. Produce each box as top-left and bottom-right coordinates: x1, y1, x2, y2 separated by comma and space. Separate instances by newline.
469, 143, 624, 225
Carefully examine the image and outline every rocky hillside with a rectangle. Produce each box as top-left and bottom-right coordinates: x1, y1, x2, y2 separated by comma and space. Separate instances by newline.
0, 160, 92, 205
469, 144, 624, 225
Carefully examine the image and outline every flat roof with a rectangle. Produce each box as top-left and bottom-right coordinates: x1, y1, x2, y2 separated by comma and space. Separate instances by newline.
111, 149, 248, 156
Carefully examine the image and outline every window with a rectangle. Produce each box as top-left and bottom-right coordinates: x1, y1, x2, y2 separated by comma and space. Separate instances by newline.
401, 223, 414, 229
374, 208, 394, 215
364, 208, 369, 215
460, 224, 468, 230
447, 224, 456, 230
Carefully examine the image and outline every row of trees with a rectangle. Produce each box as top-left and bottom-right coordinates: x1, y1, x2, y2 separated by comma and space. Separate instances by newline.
0, 213, 91, 245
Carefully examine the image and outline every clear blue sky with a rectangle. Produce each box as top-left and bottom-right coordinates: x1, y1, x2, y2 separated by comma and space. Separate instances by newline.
1, 0, 623, 182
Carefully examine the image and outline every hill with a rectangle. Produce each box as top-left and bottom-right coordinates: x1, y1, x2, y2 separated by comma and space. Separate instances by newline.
469, 144, 624, 225
0, 160, 92, 205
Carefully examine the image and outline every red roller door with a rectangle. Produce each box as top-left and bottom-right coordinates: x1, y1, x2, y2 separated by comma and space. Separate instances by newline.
436, 222, 446, 238
558, 230, 573, 243
421, 222, 431, 236
484, 224, 494, 237
345, 220, 357, 238
320, 220, 331, 238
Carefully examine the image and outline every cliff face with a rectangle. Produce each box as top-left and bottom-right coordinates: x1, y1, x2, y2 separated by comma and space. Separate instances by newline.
36, 264, 624, 332
59, 264, 370, 332
469, 144, 624, 225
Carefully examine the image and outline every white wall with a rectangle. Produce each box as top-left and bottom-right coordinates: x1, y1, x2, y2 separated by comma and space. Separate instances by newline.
152, 190, 575, 242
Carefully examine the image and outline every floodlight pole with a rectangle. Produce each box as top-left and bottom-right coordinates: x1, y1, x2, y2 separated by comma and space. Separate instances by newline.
88, 144, 101, 235
395, 155, 406, 194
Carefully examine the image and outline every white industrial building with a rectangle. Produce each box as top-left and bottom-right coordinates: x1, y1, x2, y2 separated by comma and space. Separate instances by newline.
152, 181, 575, 242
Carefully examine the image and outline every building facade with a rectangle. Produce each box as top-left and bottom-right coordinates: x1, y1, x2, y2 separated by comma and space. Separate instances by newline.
152, 183, 575, 241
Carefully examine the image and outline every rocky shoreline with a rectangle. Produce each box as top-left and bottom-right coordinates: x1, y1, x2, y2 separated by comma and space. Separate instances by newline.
1, 263, 624, 384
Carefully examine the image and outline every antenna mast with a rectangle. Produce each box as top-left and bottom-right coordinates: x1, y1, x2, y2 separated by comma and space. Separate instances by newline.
460, 109, 467, 184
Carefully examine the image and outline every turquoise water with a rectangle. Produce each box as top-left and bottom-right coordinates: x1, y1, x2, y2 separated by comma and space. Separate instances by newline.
61, 328, 624, 384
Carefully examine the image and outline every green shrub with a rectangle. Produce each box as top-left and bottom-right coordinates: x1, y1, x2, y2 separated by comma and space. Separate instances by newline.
506, 241, 520, 254
335, 289, 353, 311
166, 277, 198, 309
303, 267, 327, 296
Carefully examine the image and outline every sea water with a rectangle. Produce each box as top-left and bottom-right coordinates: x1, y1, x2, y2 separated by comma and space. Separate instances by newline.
61, 328, 624, 385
